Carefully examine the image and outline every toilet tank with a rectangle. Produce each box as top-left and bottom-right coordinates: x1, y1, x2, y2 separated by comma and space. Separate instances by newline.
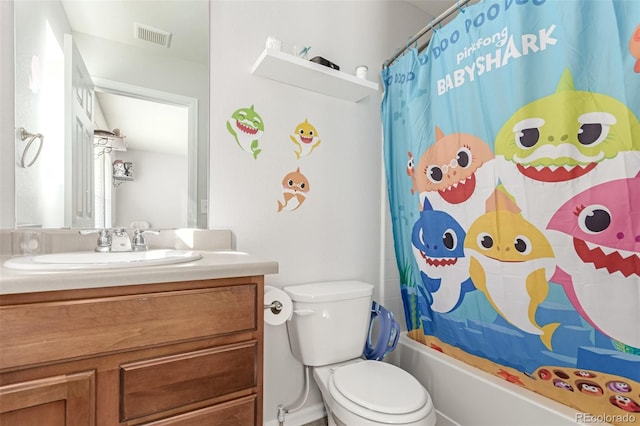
283, 281, 373, 367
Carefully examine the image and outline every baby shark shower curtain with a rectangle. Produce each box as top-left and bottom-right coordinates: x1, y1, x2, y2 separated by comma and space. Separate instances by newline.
382, 0, 640, 422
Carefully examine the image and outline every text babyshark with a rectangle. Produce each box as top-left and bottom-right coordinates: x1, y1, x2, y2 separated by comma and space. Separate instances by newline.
437, 25, 557, 96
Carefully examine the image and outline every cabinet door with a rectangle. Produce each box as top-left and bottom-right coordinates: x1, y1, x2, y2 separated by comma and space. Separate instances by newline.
0, 370, 95, 426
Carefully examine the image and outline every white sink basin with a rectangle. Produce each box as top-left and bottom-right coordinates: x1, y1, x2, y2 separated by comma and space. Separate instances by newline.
4, 249, 202, 270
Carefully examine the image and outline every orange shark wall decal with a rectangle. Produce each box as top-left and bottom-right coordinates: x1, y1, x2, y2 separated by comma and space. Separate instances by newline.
277, 168, 310, 212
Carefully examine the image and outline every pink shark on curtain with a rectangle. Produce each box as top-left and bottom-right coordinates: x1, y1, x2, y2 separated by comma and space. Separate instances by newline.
546, 173, 640, 348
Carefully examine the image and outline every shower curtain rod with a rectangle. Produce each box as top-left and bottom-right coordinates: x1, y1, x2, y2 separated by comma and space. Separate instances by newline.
383, 0, 475, 68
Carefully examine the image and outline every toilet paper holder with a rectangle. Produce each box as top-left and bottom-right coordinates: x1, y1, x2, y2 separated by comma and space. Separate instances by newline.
264, 300, 283, 315
263, 286, 293, 325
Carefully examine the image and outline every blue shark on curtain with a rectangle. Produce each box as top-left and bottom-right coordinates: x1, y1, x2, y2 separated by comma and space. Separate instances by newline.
382, 0, 640, 421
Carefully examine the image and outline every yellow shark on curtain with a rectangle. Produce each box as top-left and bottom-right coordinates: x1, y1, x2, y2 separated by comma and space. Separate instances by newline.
464, 188, 559, 350
290, 119, 321, 159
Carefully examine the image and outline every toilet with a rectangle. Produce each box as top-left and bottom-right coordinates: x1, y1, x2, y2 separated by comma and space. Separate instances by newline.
283, 280, 437, 426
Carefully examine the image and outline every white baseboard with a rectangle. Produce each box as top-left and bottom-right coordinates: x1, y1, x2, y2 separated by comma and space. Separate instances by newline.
264, 403, 326, 426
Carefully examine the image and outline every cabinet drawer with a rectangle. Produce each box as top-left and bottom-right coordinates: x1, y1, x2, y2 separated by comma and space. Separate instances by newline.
0, 284, 257, 369
142, 395, 255, 426
120, 341, 257, 421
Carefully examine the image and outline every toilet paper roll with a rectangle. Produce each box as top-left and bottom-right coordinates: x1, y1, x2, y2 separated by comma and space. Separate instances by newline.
264, 286, 293, 326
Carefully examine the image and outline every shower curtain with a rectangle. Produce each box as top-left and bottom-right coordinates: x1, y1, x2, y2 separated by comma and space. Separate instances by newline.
382, 0, 640, 422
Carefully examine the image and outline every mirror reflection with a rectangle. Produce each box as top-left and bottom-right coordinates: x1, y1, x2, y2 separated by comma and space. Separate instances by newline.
14, 0, 209, 230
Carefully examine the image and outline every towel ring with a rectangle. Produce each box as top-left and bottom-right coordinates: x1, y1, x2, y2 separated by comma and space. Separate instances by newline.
19, 127, 45, 168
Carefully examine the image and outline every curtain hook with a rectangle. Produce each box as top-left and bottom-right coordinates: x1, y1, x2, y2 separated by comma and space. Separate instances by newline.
457, 0, 466, 13
430, 18, 437, 34
406, 36, 418, 51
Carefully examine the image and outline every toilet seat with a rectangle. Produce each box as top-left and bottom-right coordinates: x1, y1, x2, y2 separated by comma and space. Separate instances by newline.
328, 360, 433, 424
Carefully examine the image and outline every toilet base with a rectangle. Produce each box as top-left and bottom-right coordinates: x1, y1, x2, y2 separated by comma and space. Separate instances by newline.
318, 384, 379, 426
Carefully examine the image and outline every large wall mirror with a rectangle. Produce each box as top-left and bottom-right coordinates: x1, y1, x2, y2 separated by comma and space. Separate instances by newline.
14, 0, 209, 230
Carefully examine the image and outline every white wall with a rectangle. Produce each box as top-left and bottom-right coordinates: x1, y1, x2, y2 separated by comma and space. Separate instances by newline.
209, 1, 428, 424
113, 149, 188, 229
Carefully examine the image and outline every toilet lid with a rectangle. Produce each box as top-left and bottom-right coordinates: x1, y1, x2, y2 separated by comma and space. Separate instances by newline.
330, 361, 429, 415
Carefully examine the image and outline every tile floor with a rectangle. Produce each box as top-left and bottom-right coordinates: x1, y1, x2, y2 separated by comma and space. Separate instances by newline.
302, 417, 328, 426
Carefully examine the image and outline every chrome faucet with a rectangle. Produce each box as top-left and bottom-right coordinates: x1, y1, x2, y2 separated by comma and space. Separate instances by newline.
79, 229, 112, 252
80, 228, 159, 252
131, 229, 159, 251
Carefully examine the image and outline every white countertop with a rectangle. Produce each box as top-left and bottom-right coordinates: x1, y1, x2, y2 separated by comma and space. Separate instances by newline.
0, 250, 279, 295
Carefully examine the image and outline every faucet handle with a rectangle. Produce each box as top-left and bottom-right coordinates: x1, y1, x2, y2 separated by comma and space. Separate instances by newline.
131, 229, 159, 251
79, 228, 106, 235
133, 229, 159, 237
79, 229, 112, 252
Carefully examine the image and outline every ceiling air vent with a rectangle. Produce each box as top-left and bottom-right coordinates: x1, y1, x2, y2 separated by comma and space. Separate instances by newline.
134, 23, 172, 48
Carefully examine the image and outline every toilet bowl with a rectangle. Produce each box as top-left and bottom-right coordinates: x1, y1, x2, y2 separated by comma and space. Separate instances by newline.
314, 359, 436, 426
283, 281, 437, 426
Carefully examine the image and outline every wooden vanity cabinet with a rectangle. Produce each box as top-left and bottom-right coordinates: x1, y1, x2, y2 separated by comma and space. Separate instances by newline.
0, 276, 264, 426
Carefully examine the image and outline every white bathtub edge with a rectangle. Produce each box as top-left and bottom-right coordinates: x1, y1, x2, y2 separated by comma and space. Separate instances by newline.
390, 332, 611, 426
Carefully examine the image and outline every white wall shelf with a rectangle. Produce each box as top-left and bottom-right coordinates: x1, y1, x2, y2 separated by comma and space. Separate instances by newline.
112, 175, 133, 188
251, 48, 379, 103
94, 133, 127, 158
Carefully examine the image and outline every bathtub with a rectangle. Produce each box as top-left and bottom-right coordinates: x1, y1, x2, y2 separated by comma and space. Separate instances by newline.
387, 332, 610, 426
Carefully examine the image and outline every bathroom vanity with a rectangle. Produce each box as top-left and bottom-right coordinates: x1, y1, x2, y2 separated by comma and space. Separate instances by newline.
0, 229, 278, 426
